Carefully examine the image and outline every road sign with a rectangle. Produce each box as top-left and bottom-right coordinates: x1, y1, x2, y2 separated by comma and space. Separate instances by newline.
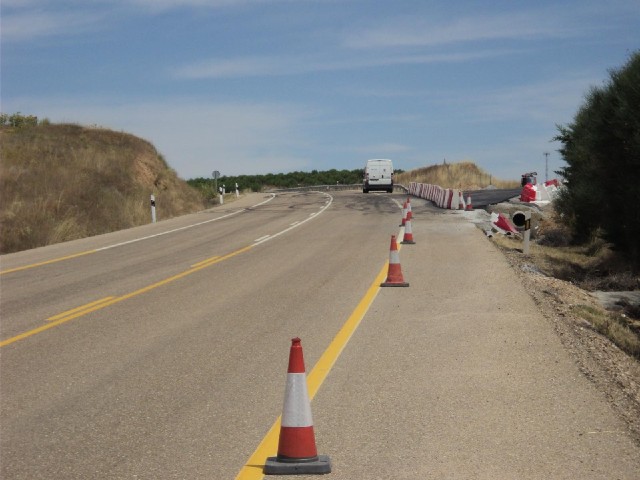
212, 170, 221, 179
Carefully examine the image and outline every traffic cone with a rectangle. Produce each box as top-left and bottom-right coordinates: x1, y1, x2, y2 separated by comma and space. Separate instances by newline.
400, 201, 407, 226
493, 213, 519, 235
380, 235, 409, 287
465, 195, 473, 211
458, 191, 465, 210
406, 197, 412, 214
265, 338, 331, 475
401, 218, 415, 244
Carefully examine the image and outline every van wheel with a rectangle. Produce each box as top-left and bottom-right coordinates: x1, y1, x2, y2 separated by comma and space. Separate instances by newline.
363, 189, 369, 193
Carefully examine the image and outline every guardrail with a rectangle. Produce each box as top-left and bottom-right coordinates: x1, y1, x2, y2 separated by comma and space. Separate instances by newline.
266, 184, 409, 193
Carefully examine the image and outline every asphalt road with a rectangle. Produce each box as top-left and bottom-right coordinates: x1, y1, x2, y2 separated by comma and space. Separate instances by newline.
462, 187, 523, 208
1, 191, 639, 479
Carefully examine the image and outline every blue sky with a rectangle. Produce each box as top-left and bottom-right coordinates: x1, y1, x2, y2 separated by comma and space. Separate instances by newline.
2, 1, 638, 181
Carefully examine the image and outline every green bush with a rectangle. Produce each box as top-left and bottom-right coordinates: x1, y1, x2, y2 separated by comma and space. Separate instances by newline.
554, 51, 640, 269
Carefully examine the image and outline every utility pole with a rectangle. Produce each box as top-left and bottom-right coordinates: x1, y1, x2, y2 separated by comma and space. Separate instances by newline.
543, 152, 550, 183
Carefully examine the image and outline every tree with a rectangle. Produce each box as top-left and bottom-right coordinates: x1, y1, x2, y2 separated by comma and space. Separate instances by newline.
554, 51, 640, 268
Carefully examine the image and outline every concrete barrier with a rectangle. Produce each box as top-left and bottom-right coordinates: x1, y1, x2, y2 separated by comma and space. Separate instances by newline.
408, 182, 461, 210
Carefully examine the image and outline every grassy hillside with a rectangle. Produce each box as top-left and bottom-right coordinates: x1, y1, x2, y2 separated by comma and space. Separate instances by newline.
0, 123, 206, 254
395, 161, 519, 189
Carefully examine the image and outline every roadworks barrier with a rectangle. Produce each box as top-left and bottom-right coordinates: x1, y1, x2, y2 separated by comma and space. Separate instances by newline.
408, 182, 468, 210
265, 337, 331, 475
520, 179, 559, 204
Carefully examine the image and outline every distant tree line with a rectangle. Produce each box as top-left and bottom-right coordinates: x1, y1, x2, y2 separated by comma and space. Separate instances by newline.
554, 51, 640, 268
188, 168, 404, 194
0, 112, 45, 128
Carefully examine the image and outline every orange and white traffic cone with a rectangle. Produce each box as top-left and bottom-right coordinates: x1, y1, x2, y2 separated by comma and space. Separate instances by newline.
265, 338, 331, 475
465, 195, 473, 211
401, 218, 415, 244
380, 235, 409, 287
406, 197, 412, 215
399, 200, 408, 227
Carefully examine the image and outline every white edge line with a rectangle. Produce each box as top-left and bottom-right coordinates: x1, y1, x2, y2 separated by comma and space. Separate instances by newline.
96, 194, 276, 251
253, 192, 333, 246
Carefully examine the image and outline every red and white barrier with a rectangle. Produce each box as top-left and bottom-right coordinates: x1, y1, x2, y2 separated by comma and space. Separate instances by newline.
520, 179, 560, 203
407, 182, 462, 210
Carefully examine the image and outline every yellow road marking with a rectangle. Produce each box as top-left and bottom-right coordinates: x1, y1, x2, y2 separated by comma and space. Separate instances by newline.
234, 261, 388, 480
0, 245, 254, 348
47, 297, 117, 321
0, 250, 97, 275
191, 256, 221, 268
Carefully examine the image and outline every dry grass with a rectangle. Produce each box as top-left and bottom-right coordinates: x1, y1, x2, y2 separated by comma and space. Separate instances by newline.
572, 305, 640, 359
396, 161, 520, 190
0, 124, 206, 253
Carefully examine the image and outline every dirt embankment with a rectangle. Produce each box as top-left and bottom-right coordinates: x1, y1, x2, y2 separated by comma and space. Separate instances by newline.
0, 124, 206, 253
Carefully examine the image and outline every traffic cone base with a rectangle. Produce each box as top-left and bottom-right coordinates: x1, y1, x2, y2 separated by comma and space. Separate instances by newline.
265, 455, 331, 475
381, 280, 409, 287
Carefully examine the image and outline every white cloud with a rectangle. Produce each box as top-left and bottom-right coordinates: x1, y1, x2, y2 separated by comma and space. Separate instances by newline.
344, 12, 577, 49
174, 49, 512, 79
0, 0, 270, 42
1, 9, 106, 41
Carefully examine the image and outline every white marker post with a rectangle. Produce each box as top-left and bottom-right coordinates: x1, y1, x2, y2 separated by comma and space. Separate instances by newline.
512, 211, 531, 255
523, 211, 531, 254
235, 182, 239, 198
219, 187, 224, 205
150, 194, 157, 223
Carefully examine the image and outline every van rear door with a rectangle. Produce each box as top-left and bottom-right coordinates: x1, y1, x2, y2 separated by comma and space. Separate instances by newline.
363, 159, 394, 193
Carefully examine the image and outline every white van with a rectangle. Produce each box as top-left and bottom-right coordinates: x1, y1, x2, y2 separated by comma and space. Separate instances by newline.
363, 159, 394, 193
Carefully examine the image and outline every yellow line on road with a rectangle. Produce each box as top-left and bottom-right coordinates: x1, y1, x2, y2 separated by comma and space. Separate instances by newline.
0, 250, 97, 275
0, 245, 254, 348
191, 256, 221, 268
47, 297, 117, 321
234, 260, 388, 480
